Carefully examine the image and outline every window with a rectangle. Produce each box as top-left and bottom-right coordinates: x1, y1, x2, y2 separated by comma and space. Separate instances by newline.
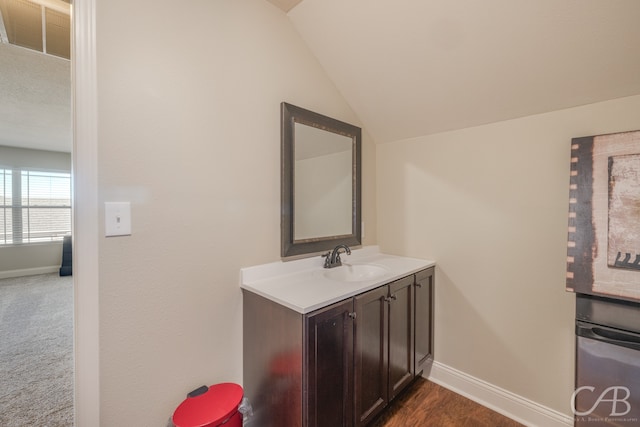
0, 168, 71, 245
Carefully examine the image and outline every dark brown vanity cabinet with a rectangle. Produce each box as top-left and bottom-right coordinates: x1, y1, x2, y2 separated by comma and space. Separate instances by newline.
388, 275, 416, 398
414, 268, 434, 375
305, 299, 354, 427
243, 267, 434, 427
354, 275, 415, 426
353, 285, 387, 426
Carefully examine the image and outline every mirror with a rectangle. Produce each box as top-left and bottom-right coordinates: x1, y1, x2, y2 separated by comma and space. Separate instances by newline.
281, 102, 361, 258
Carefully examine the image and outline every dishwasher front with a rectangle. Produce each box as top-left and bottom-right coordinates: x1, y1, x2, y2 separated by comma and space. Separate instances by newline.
575, 294, 640, 426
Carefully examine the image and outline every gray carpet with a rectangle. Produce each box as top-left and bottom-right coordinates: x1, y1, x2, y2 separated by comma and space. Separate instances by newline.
0, 273, 74, 427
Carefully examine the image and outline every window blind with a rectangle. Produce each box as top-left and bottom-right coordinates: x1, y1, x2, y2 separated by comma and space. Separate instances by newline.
0, 168, 71, 244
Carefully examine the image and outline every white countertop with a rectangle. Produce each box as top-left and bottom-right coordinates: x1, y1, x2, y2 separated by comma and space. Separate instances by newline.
240, 246, 435, 314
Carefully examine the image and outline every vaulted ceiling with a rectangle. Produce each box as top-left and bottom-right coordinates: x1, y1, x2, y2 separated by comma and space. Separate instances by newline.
266, 0, 302, 13
2, 0, 640, 153
285, 0, 640, 143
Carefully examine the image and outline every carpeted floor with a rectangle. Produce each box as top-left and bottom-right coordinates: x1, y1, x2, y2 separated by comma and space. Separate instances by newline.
0, 273, 74, 427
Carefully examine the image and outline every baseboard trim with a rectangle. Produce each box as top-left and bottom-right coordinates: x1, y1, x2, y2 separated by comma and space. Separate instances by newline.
0, 266, 60, 279
426, 361, 573, 427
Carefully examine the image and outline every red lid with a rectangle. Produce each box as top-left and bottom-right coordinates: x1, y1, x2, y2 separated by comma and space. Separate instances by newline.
173, 383, 243, 427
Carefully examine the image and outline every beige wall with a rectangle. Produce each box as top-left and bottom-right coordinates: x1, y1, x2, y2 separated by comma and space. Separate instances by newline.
95, 0, 375, 425
0, 243, 63, 278
0, 146, 70, 170
377, 94, 640, 415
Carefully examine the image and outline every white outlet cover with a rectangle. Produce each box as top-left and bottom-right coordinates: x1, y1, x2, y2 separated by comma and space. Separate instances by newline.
105, 202, 132, 237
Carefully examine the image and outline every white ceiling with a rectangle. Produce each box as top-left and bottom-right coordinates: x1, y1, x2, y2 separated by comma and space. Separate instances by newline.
266, 0, 302, 13
288, 0, 640, 143
0, 42, 70, 152
0, 0, 71, 153
2, 0, 640, 153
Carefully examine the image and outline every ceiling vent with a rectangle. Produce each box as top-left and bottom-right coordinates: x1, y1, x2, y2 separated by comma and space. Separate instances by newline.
0, 0, 70, 60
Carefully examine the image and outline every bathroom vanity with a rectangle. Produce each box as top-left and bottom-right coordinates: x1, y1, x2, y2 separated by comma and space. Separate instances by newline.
240, 247, 435, 427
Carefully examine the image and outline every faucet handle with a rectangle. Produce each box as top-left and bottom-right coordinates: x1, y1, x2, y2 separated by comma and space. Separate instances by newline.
321, 252, 331, 268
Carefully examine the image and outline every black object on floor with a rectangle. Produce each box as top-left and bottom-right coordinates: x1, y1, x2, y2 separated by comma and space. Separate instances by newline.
59, 235, 72, 276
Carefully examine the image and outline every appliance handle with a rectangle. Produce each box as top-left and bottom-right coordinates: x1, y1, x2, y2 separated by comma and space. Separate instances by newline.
576, 321, 640, 351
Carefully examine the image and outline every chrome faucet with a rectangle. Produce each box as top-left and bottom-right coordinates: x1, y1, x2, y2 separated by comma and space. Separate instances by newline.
323, 244, 351, 268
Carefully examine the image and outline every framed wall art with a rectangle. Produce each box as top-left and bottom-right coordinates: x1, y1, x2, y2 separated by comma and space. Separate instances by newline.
566, 129, 640, 302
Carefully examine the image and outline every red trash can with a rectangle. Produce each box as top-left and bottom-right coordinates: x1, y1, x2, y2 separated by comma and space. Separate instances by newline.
172, 383, 243, 427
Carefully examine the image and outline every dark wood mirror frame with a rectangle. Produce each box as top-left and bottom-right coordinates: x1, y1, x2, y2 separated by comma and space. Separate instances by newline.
281, 102, 362, 258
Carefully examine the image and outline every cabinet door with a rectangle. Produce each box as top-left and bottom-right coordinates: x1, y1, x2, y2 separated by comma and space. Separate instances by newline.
414, 268, 434, 376
305, 299, 354, 427
354, 286, 388, 427
388, 275, 415, 400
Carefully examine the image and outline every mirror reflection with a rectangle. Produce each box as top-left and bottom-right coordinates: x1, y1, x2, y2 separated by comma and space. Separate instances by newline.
294, 122, 353, 240
281, 102, 361, 258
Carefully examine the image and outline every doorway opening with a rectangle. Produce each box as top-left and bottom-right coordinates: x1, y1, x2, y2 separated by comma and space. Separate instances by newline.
0, 0, 74, 425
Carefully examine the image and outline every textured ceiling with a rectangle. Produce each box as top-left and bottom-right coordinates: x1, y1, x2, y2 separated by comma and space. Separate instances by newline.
0, 0, 71, 153
289, 0, 640, 143
0, 43, 71, 153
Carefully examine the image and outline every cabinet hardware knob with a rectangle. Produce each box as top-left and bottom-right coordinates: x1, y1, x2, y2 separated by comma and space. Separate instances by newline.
415, 283, 422, 288
348, 312, 357, 319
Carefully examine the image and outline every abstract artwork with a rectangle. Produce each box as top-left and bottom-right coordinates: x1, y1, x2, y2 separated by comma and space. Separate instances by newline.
608, 154, 640, 270
566, 130, 640, 301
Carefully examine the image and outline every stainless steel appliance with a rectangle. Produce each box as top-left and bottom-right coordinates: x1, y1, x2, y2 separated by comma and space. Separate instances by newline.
575, 294, 640, 426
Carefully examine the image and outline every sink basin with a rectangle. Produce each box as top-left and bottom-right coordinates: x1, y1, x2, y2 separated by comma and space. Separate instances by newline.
324, 264, 389, 282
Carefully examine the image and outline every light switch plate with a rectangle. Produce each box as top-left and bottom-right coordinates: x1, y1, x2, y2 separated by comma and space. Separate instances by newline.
105, 202, 132, 237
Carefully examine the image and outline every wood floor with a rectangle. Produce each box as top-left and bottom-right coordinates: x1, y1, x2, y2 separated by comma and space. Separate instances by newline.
370, 377, 524, 427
